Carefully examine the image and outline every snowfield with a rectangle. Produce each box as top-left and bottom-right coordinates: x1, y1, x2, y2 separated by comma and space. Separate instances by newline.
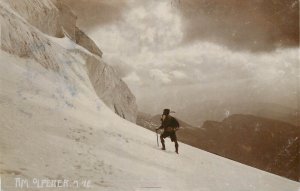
0, 49, 299, 191
0, 0, 299, 190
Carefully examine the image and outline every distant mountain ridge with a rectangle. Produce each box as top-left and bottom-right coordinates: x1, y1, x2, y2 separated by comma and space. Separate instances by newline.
176, 101, 299, 127
137, 112, 299, 181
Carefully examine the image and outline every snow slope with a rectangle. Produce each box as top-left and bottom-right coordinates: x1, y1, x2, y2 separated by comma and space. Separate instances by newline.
0, 1, 299, 191
1, 49, 299, 191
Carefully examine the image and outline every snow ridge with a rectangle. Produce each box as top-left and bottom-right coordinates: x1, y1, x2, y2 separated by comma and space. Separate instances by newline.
0, 0, 137, 122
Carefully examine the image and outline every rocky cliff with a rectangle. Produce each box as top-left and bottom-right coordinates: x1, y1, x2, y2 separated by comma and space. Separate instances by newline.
0, 0, 137, 122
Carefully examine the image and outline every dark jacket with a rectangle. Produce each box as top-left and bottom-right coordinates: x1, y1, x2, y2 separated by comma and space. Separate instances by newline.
158, 115, 179, 132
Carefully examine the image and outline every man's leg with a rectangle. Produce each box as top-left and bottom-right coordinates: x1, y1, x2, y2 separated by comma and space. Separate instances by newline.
175, 140, 179, 154
171, 132, 179, 154
160, 133, 166, 150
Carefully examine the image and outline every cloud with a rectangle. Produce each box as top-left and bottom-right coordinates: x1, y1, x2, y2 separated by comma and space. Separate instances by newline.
175, 0, 299, 51
171, 70, 187, 79
63, 0, 299, 51
123, 72, 141, 84
104, 57, 133, 78
82, 0, 298, 117
135, 43, 299, 115
149, 69, 171, 84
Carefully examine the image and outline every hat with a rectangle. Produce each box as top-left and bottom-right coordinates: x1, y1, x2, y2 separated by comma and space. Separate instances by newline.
163, 109, 170, 115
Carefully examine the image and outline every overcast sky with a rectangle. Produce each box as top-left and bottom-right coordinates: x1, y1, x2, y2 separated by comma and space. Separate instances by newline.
63, 0, 299, 120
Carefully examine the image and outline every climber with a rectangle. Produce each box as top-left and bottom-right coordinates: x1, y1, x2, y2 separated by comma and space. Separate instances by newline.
156, 109, 180, 154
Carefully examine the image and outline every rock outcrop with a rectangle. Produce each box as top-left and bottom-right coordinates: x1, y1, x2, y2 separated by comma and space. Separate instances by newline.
0, 0, 137, 122
75, 27, 102, 57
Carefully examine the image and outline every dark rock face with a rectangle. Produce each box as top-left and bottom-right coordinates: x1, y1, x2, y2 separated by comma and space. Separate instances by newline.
75, 27, 103, 57
199, 115, 299, 182
137, 113, 299, 181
